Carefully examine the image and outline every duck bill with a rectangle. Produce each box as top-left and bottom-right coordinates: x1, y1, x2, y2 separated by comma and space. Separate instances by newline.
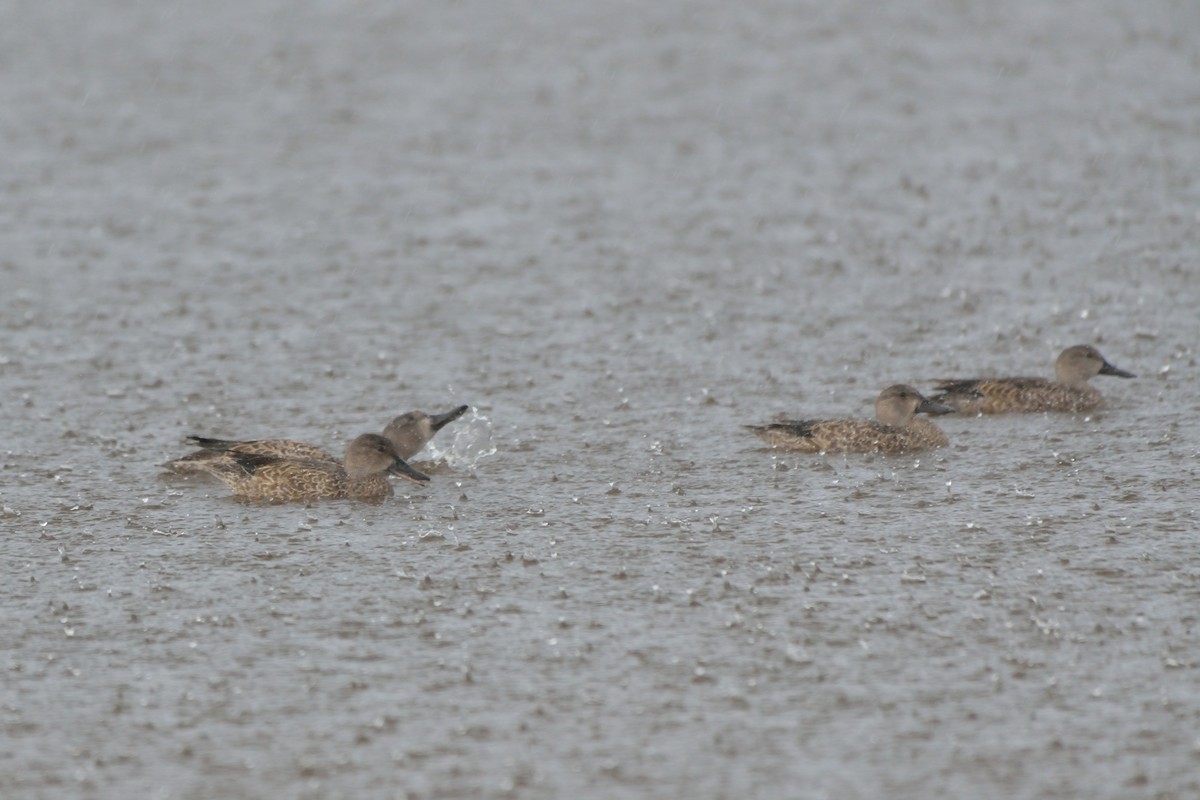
1099, 360, 1136, 379
917, 397, 956, 416
389, 457, 431, 484
431, 405, 470, 431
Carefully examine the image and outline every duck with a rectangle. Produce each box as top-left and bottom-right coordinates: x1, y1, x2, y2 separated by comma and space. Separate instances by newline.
747, 384, 954, 454
929, 345, 1135, 414
165, 405, 470, 472
183, 433, 430, 502
381, 406, 471, 459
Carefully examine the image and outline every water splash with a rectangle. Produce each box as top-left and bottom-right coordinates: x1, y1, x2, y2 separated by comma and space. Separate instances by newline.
421, 406, 496, 470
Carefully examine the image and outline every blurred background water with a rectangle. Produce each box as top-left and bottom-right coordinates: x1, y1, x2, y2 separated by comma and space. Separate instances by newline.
2, 1, 1198, 797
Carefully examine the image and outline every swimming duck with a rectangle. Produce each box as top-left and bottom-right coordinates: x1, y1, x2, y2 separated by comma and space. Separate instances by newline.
165, 405, 469, 472
184, 433, 430, 502
930, 345, 1135, 414
748, 384, 954, 454
381, 406, 470, 459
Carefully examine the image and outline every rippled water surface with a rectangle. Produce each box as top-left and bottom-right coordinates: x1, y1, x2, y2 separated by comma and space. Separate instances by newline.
3, 1, 1198, 798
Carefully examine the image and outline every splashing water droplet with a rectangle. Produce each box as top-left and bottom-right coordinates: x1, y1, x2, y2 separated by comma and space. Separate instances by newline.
422, 407, 497, 470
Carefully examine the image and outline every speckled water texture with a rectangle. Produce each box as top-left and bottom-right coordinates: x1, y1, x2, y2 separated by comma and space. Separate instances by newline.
2, 1, 1198, 798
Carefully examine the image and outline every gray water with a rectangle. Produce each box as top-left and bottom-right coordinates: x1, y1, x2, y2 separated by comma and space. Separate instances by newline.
3, 1, 1199, 798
